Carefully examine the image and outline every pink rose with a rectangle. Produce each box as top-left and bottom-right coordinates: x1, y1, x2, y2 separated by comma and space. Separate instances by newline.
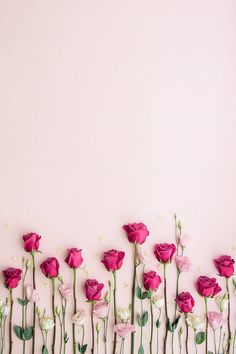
65, 248, 83, 269
196, 276, 221, 298
176, 292, 195, 313
178, 234, 191, 248
114, 323, 136, 338
208, 311, 226, 330
214, 255, 235, 278
176, 256, 192, 272
40, 257, 60, 279
58, 283, 73, 300
143, 271, 162, 292
22, 233, 41, 252
154, 243, 176, 264
93, 300, 109, 319
2, 268, 22, 289
101, 250, 125, 271
25, 284, 40, 302
84, 279, 104, 301
123, 223, 149, 245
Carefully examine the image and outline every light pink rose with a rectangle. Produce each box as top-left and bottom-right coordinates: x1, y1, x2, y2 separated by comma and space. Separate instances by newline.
208, 311, 226, 330
176, 256, 192, 272
58, 283, 73, 300
114, 323, 136, 338
137, 247, 151, 265
25, 284, 40, 302
93, 300, 109, 319
178, 234, 191, 248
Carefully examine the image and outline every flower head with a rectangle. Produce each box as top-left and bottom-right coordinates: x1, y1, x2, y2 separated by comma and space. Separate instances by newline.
65, 248, 83, 269
123, 223, 149, 245
214, 255, 235, 278
176, 256, 192, 273
101, 250, 125, 271
114, 323, 136, 338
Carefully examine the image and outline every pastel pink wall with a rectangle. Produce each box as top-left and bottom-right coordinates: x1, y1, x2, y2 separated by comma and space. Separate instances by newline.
0, 0, 236, 353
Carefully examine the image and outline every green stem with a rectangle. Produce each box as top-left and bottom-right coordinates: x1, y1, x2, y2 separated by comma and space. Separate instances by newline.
131, 243, 137, 354
63, 300, 67, 354
218, 326, 222, 354
31, 252, 36, 354
163, 264, 168, 354
185, 317, 189, 354
52, 278, 56, 354
194, 330, 198, 354
204, 297, 208, 354
73, 268, 77, 354
226, 278, 231, 354
213, 330, 217, 354
149, 296, 154, 354
103, 319, 107, 354
172, 270, 180, 353
9, 289, 13, 354
232, 329, 236, 354
112, 271, 117, 354
120, 338, 125, 354
91, 303, 95, 354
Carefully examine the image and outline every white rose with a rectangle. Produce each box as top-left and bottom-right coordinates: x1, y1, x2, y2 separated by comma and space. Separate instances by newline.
40, 317, 55, 331
186, 314, 205, 331
152, 294, 164, 309
117, 307, 130, 322
72, 310, 87, 326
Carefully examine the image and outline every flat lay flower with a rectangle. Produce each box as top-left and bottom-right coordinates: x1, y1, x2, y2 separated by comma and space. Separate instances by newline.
123, 223, 149, 245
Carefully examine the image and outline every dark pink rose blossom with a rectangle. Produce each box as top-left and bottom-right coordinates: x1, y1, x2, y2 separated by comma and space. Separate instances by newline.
65, 248, 83, 269
214, 255, 235, 278
154, 243, 176, 264
101, 250, 125, 271
84, 279, 104, 301
2, 267, 22, 289
40, 257, 60, 279
22, 233, 41, 252
143, 271, 162, 292
123, 223, 149, 245
176, 292, 195, 313
196, 276, 221, 298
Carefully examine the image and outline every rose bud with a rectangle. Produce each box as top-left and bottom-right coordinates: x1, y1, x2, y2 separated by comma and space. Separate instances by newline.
84, 279, 104, 301
40, 257, 60, 279
2, 267, 22, 289
101, 250, 125, 272
175, 256, 192, 273
22, 233, 41, 252
58, 283, 73, 300
154, 243, 176, 264
114, 323, 136, 338
196, 276, 221, 298
65, 248, 83, 269
123, 223, 149, 245
176, 292, 195, 313
214, 255, 235, 278
208, 311, 226, 330
143, 271, 162, 292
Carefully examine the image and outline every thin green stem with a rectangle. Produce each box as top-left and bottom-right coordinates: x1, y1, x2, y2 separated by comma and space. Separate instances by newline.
226, 278, 231, 354
131, 243, 137, 354
149, 295, 154, 354
194, 330, 198, 354
204, 297, 208, 354
9, 289, 13, 354
52, 278, 56, 354
172, 270, 180, 353
163, 264, 168, 354
91, 302, 95, 354
73, 268, 77, 354
185, 317, 189, 354
31, 251, 36, 354
218, 326, 222, 354
112, 271, 117, 354
232, 329, 236, 354
213, 330, 217, 354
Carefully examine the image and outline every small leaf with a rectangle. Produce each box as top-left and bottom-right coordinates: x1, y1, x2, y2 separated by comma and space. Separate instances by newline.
138, 344, 144, 354
136, 286, 142, 300
141, 311, 148, 327
14, 325, 24, 340
64, 332, 69, 343
17, 298, 28, 306
195, 331, 205, 345
172, 316, 180, 331
141, 291, 149, 300
166, 318, 173, 332
22, 327, 33, 341
208, 352, 214, 354
80, 344, 87, 353
137, 314, 142, 327
156, 319, 161, 328
42, 345, 49, 354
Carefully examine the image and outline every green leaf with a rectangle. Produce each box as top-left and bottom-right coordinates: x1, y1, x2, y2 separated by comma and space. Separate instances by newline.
14, 325, 24, 340
22, 327, 33, 341
141, 311, 148, 327
64, 332, 69, 343
172, 316, 180, 331
136, 286, 142, 299
156, 319, 161, 328
208, 352, 214, 354
167, 318, 173, 332
137, 314, 142, 327
138, 344, 144, 354
80, 344, 87, 353
42, 345, 49, 354
195, 331, 205, 345
17, 298, 28, 307
141, 291, 149, 300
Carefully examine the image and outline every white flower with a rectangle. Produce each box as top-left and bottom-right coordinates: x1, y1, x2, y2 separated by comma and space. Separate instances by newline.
137, 247, 151, 265
117, 307, 130, 322
215, 294, 228, 312
152, 294, 164, 309
72, 310, 87, 326
40, 317, 55, 331
0, 300, 10, 317
186, 314, 205, 331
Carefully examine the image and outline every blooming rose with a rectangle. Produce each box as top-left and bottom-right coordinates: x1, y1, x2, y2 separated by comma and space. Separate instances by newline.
40, 258, 60, 279
101, 250, 125, 271
178, 234, 191, 248
176, 292, 195, 313
208, 311, 226, 330
196, 276, 221, 298
186, 314, 205, 331
143, 271, 162, 292
40, 317, 55, 331
137, 247, 151, 265
152, 294, 164, 309
72, 310, 87, 326
22, 233, 41, 252
58, 283, 73, 300
117, 307, 130, 322
84, 279, 104, 301
215, 294, 228, 312
114, 323, 136, 338
25, 284, 40, 302
93, 300, 109, 319
65, 248, 83, 269
2, 268, 22, 289
176, 256, 192, 272
214, 255, 235, 278
154, 243, 176, 264
123, 223, 149, 245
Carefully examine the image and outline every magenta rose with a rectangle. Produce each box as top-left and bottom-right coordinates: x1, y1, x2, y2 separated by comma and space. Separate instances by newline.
154, 243, 176, 264
40, 257, 60, 279
214, 255, 235, 278
101, 249, 125, 271
196, 276, 222, 298
65, 248, 83, 269
2, 267, 22, 289
143, 271, 162, 292
123, 223, 149, 245
22, 232, 41, 252
176, 292, 195, 313
84, 279, 104, 301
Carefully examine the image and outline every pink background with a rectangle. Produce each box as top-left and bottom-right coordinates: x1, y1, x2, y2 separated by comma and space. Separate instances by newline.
1, 0, 236, 353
